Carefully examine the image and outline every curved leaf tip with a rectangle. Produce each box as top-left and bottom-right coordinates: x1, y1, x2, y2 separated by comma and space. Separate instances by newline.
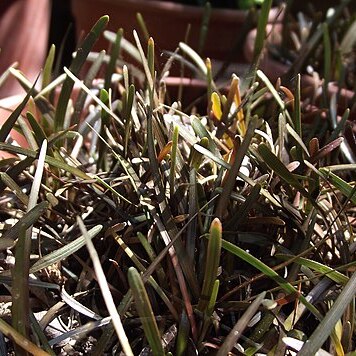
211, 217, 222, 231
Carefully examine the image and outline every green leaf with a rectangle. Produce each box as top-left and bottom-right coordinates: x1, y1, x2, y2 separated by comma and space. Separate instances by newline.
146, 107, 199, 297
0, 157, 35, 195
217, 292, 266, 356
329, 109, 350, 143
277, 255, 349, 285
207, 279, 220, 317
94, 174, 135, 206
100, 88, 110, 126
124, 84, 135, 121
293, 74, 301, 138
1, 201, 49, 245
11, 142, 47, 353
319, 169, 356, 205
133, 30, 155, 101
286, 122, 309, 157
218, 237, 323, 319
321, 164, 356, 173
257, 70, 285, 110
72, 50, 106, 125
0, 172, 29, 206
190, 137, 209, 170
136, 232, 166, 287
29, 312, 55, 355
206, 58, 213, 106
258, 143, 305, 191
176, 312, 189, 356
198, 218, 222, 313
216, 116, 260, 217
104, 30, 141, 63
11, 224, 29, 341
0, 318, 49, 356
42, 44, 55, 93
104, 28, 123, 91
322, 23, 331, 99
63, 67, 124, 128
169, 124, 179, 199
136, 12, 150, 42
12, 140, 47, 347
147, 37, 155, 81
299, 270, 356, 355
187, 169, 199, 266
179, 42, 207, 77
226, 183, 261, 229
128, 267, 165, 356
253, 0, 272, 61
340, 19, 356, 56
54, 15, 109, 132
26, 112, 48, 147
0, 143, 91, 180
192, 144, 231, 169
198, 1, 211, 54
30, 225, 102, 274
0, 80, 36, 142
191, 115, 220, 156
198, 279, 220, 344
123, 83, 135, 156
114, 233, 178, 320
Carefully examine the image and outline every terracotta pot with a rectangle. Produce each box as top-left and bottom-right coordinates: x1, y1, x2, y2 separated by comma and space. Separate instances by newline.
0, 95, 31, 157
0, 0, 50, 154
243, 23, 356, 120
0, 0, 50, 98
71, 0, 283, 63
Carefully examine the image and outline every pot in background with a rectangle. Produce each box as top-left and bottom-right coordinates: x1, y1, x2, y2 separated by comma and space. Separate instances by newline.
243, 23, 356, 120
71, 0, 283, 63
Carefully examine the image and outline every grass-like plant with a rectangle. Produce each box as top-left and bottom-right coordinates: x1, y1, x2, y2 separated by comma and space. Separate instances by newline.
0, 1, 355, 355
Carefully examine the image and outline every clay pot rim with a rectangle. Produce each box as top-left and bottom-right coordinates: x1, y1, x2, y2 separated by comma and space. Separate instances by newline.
72, 0, 284, 25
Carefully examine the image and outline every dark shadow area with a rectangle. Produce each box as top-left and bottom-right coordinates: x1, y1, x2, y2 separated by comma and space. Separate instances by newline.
48, 0, 76, 70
